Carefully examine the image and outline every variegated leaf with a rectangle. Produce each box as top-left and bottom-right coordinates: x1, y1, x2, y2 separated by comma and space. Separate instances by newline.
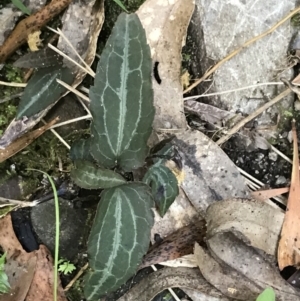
17, 65, 74, 118
143, 164, 178, 216
84, 183, 154, 299
71, 160, 126, 189
70, 138, 93, 162
89, 13, 154, 171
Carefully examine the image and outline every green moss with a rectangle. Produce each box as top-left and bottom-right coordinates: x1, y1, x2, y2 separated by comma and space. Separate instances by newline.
4, 64, 23, 83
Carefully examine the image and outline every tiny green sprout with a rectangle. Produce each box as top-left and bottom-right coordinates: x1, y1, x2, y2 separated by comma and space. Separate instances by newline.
57, 259, 76, 275
256, 288, 275, 301
0, 253, 10, 294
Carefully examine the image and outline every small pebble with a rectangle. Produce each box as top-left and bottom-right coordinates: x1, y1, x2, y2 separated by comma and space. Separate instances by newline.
275, 176, 286, 185
268, 151, 277, 162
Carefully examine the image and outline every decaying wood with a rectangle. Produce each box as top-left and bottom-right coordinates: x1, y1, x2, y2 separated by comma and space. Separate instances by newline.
0, 117, 59, 163
278, 121, 300, 270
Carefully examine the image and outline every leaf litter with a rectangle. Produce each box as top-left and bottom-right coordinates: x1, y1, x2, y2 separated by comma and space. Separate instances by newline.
0, 214, 67, 301
2, 0, 300, 300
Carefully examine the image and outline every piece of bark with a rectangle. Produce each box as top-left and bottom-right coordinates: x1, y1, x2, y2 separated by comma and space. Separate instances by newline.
139, 220, 206, 269
0, 0, 72, 64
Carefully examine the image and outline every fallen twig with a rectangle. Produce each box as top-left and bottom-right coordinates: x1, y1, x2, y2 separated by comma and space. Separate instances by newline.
0, 0, 72, 64
216, 88, 291, 145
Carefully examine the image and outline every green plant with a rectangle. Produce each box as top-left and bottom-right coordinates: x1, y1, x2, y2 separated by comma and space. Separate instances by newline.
57, 259, 76, 275
0, 253, 10, 294
69, 13, 179, 300
11, 0, 31, 14
256, 288, 275, 301
112, 0, 128, 12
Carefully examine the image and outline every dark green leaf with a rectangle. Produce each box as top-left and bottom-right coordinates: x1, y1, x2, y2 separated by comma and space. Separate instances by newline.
84, 183, 154, 299
90, 13, 154, 172
14, 48, 62, 69
71, 160, 126, 189
143, 164, 179, 216
70, 138, 94, 162
17, 65, 75, 119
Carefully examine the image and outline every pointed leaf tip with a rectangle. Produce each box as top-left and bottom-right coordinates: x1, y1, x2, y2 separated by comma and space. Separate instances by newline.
84, 183, 154, 299
90, 13, 154, 171
71, 160, 126, 189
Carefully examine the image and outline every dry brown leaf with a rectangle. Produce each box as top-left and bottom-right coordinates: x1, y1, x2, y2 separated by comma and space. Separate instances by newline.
0, 214, 67, 301
26, 245, 67, 301
0, 0, 104, 149
251, 187, 289, 201
278, 121, 300, 270
139, 220, 206, 269
206, 198, 284, 257
137, 0, 194, 130
0, 117, 59, 163
0, 215, 36, 301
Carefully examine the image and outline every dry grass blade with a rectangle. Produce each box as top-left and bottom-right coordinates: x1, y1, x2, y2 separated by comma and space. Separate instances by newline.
216, 88, 291, 145
278, 120, 300, 270
251, 187, 289, 202
0, 117, 59, 163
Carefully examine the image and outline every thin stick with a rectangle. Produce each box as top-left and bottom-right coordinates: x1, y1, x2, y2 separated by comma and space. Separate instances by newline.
270, 145, 292, 164
48, 43, 93, 77
0, 197, 38, 207
41, 119, 70, 149
183, 82, 284, 100
56, 28, 95, 77
238, 167, 286, 206
64, 262, 89, 291
0, 81, 26, 87
56, 79, 90, 102
47, 27, 95, 77
50, 115, 92, 129
183, 6, 300, 94
216, 88, 291, 145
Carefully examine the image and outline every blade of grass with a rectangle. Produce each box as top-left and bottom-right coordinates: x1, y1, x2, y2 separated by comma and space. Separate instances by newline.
27, 169, 59, 301
113, 0, 128, 12
11, 0, 31, 15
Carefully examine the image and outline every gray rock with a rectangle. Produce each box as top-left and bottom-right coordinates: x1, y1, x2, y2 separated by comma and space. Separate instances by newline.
31, 198, 88, 260
188, 0, 295, 146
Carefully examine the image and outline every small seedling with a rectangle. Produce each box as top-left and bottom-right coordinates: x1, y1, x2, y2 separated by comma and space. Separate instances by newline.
0, 252, 10, 294
57, 259, 76, 275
